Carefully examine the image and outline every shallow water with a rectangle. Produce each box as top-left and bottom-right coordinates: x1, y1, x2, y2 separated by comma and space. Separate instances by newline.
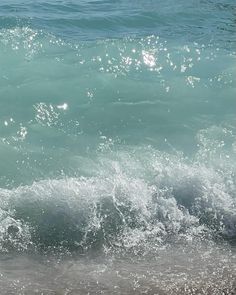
1, 246, 236, 294
0, 0, 236, 293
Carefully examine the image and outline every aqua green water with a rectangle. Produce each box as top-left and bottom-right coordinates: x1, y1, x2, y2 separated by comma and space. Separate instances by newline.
0, 1, 236, 293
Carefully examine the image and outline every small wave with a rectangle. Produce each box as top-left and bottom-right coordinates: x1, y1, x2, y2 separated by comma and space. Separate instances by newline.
0, 142, 235, 254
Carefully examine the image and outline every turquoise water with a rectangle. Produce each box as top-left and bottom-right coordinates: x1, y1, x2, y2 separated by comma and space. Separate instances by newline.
0, 1, 236, 293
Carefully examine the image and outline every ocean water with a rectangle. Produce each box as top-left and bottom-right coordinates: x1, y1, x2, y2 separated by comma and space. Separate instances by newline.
0, 0, 236, 294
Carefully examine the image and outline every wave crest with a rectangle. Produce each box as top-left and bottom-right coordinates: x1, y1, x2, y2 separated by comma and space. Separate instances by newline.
0, 144, 235, 254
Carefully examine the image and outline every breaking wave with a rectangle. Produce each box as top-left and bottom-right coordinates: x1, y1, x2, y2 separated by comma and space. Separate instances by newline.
0, 133, 235, 254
